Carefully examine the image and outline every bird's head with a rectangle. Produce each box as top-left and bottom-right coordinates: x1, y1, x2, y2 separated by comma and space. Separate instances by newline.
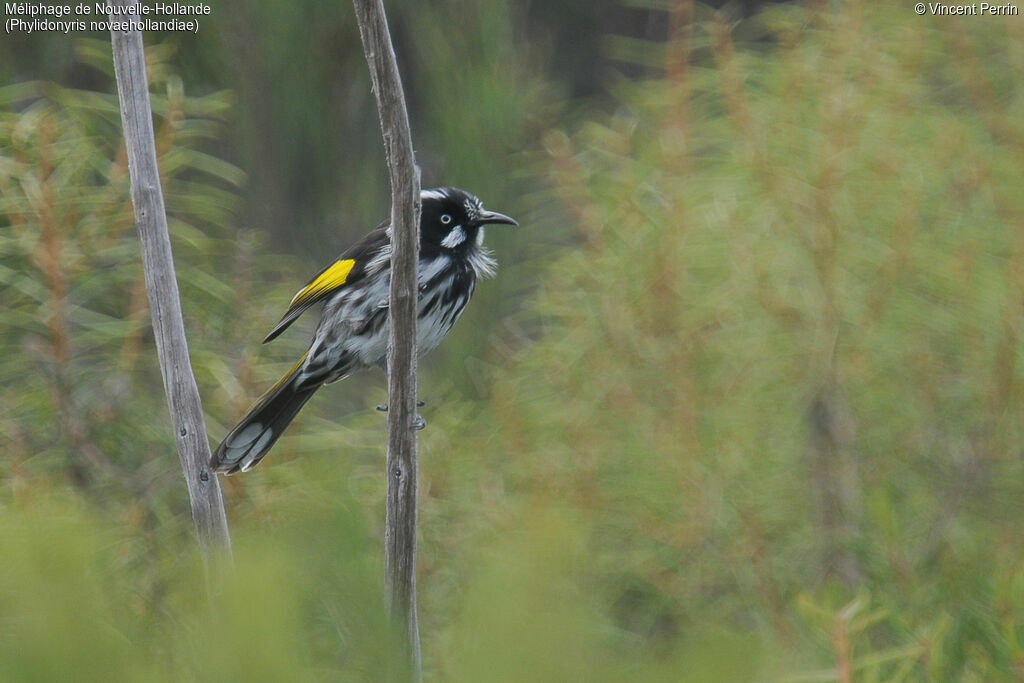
419, 187, 517, 250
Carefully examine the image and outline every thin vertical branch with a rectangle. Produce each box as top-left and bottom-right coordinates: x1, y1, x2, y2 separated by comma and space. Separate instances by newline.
108, 0, 232, 560
350, 0, 422, 677
834, 607, 853, 683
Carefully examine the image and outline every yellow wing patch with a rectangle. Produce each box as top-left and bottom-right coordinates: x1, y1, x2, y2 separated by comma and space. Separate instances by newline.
290, 259, 355, 308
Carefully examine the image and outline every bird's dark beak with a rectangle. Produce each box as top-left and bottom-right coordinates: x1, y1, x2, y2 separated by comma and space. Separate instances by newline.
476, 209, 518, 227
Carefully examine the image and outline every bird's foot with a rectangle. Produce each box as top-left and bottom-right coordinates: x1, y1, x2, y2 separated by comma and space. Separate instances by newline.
375, 404, 427, 430
376, 399, 426, 412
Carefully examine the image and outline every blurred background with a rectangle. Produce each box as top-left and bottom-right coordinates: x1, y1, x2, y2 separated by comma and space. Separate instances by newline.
2, 0, 1024, 679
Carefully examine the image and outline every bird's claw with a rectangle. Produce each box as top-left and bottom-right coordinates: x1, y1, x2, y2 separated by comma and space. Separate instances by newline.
376, 399, 426, 412
375, 404, 427, 430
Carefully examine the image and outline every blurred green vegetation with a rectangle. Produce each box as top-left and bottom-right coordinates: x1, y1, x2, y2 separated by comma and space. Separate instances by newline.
3, 1, 1024, 680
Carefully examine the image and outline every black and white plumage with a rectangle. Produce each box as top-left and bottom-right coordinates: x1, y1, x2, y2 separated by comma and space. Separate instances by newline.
211, 187, 517, 474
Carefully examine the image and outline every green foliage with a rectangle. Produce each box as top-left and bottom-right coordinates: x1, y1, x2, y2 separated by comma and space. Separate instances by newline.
0, 40, 311, 522
459, 2, 1024, 678
0, 463, 395, 681
3, 2, 1024, 681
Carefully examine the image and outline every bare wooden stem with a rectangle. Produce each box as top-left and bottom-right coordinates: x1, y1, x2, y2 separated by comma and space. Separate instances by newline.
109, 0, 232, 560
350, 0, 422, 676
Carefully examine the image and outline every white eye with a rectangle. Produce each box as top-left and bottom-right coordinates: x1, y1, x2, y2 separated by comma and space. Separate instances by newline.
441, 214, 452, 225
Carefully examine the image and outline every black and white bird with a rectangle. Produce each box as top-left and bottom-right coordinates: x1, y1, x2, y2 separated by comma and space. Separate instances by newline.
211, 187, 517, 474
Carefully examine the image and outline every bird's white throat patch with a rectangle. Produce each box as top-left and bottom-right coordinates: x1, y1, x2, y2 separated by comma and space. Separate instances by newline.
441, 225, 466, 248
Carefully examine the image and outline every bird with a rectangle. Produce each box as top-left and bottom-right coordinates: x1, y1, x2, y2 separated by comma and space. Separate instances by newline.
210, 187, 517, 474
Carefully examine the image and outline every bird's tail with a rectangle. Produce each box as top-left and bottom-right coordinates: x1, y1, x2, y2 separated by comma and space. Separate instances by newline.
211, 352, 318, 474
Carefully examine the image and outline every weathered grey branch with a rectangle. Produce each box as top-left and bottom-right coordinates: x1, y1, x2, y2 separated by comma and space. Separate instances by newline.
109, 0, 232, 560
351, 0, 422, 677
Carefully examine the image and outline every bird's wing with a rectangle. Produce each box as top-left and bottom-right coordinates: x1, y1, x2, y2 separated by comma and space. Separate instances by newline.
262, 224, 389, 343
